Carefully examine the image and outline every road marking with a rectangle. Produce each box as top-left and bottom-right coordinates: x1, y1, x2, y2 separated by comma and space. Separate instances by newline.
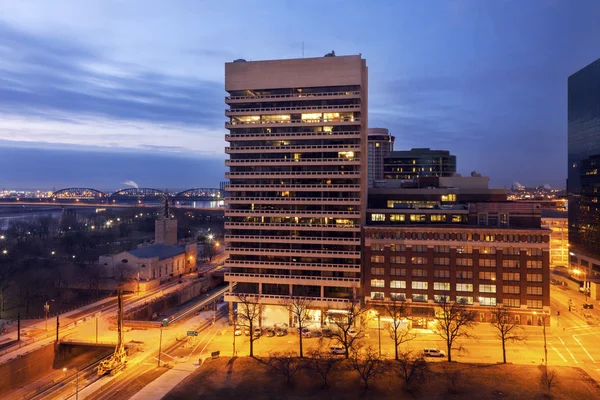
558, 337, 578, 364
566, 325, 594, 331
573, 336, 597, 363
549, 342, 568, 363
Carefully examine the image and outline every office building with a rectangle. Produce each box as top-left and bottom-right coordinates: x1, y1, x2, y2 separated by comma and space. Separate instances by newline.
541, 209, 568, 269
223, 55, 368, 327
568, 58, 600, 277
368, 128, 394, 187
363, 177, 551, 325
384, 148, 456, 180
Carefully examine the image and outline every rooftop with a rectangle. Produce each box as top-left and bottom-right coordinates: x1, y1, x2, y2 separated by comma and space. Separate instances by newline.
128, 244, 185, 260
541, 209, 568, 219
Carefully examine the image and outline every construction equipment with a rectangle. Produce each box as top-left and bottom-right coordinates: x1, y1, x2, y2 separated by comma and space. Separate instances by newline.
98, 286, 127, 376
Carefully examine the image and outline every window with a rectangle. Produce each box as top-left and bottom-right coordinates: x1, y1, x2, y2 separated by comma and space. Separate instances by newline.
479, 284, 497, 293
456, 246, 473, 254
441, 194, 457, 202
483, 234, 495, 242
434, 257, 450, 266
390, 256, 406, 264
412, 269, 427, 277
434, 245, 450, 253
390, 280, 406, 289
527, 299, 543, 309
480, 247, 496, 255
371, 255, 385, 263
479, 259, 496, 267
434, 294, 450, 303
411, 257, 428, 265
371, 279, 385, 288
413, 245, 428, 253
503, 272, 520, 281
434, 269, 450, 278
503, 298, 520, 308
390, 214, 405, 222
371, 292, 384, 301
479, 271, 496, 280
456, 296, 473, 305
499, 213, 509, 227
371, 214, 385, 222
369, 231, 384, 239
527, 248, 543, 256
479, 297, 496, 306
478, 213, 488, 226
370, 267, 384, 276
452, 215, 463, 223
504, 247, 521, 255
390, 293, 406, 301
371, 243, 385, 251
456, 258, 473, 266
411, 281, 428, 290
502, 259, 519, 268
456, 270, 473, 279
390, 243, 406, 252
503, 285, 520, 294
527, 260, 542, 269
412, 294, 428, 302
390, 268, 406, 276
434, 282, 451, 291
527, 286, 543, 295
410, 214, 427, 222
526, 274, 543, 282
456, 283, 473, 292
431, 214, 446, 222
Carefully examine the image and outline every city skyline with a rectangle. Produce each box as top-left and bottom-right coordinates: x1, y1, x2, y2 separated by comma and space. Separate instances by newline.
2, 1, 600, 188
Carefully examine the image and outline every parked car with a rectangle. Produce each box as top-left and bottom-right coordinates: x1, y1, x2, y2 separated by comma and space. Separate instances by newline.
265, 329, 275, 337
234, 328, 242, 336
297, 327, 312, 338
423, 348, 445, 357
253, 327, 262, 338
244, 327, 250, 336
321, 328, 334, 338
330, 344, 345, 355
275, 327, 287, 336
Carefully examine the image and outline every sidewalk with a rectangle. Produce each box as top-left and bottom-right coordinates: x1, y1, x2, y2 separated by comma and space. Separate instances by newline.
129, 305, 230, 400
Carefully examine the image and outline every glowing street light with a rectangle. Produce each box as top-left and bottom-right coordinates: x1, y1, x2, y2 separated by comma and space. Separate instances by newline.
1, 250, 7, 255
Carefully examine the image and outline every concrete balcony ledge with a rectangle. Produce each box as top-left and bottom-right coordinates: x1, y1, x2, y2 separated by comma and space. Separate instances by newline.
226, 104, 360, 114
225, 91, 360, 102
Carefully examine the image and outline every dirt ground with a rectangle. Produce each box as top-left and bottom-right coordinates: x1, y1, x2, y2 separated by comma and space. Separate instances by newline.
163, 356, 600, 400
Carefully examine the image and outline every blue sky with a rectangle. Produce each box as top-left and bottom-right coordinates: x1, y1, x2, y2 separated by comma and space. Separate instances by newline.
1, 0, 599, 189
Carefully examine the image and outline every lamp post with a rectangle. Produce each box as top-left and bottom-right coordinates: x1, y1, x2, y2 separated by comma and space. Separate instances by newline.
377, 312, 381, 356
44, 300, 54, 331
534, 311, 548, 366
574, 268, 588, 303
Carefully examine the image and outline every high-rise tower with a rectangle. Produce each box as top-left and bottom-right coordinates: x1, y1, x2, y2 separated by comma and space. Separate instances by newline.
223, 55, 368, 325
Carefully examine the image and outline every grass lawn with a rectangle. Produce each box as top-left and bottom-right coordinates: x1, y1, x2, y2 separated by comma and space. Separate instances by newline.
164, 356, 600, 400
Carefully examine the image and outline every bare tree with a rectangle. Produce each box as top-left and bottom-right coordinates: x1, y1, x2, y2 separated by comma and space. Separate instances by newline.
327, 299, 368, 358
380, 300, 414, 360
235, 293, 263, 357
540, 367, 558, 397
283, 296, 313, 358
307, 349, 341, 388
396, 350, 428, 393
266, 351, 302, 386
432, 297, 477, 362
348, 346, 385, 390
490, 305, 526, 363
113, 260, 135, 285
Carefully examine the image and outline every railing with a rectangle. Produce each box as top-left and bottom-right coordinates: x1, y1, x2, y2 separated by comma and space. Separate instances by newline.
225, 184, 360, 190
225, 91, 360, 101
225, 234, 360, 243
226, 247, 361, 256
225, 272, 360, 283
225, 158, 361, 164
224, 196, 360, 203
224, 292, 353, 304
226, 117, 360, 127
225, 260, 360, 269
225, 131, 360, 140
225, 222, 360, 230
225, 171, 360, 177
225, 144, 359, 152
225, 209, 360, 216
226, 104, 360, 114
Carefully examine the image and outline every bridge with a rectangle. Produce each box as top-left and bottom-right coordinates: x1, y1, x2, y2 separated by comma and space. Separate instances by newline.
0, 187, 224, 205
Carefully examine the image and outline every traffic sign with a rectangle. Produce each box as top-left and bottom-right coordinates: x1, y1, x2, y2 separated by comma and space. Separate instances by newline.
187, 331, 198, 336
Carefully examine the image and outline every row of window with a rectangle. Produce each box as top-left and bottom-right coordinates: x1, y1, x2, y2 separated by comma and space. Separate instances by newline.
369, 293, 544, 309
370, 268, 542, 282
368, 231, 548, 243
371, 279, 542, 295
370, 255, 543, 269
370, 245, 544, 257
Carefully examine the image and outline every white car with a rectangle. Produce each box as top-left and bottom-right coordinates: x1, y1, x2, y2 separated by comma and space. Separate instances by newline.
234, 328, 242, 336
423, 348, 446, 357
330, 344, 345, 355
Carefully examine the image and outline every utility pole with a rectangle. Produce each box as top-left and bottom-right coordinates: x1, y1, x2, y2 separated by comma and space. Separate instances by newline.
56, 315, 60, 342
543, 314, 548, 366
378, 313, 382, 357
96, 315, 99, 344
17, 313, 20, 341
75, 367, 79, 400
158, 326, 163, 367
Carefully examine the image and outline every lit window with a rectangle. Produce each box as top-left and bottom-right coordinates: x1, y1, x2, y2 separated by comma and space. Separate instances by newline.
503, 285, 520, 294
390, 293, 406, 301
527, 286, 543, 295
434, 294, 450, 303
457, 296, 473, 305
390, 214, 405, 222
479, 297, 496, 306
479, 284, 496, 293
371, 214, 385, 222
371, 292, 384, 301
434, 282, 450, 291
527, 299, 542, 309
370, 279, 385, 288
370, 267, 384, 276
412, 294, 428, 302
456, 283, 473, 292
411, 281, 428, 290
338, 151, 355, 159
390, 268, 406, 276
390, 280, 406, 289
503, 298, 520, 308
441, 194, 456, 202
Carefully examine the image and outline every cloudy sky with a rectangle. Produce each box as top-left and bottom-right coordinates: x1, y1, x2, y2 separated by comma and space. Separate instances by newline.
1, 0, 599, 190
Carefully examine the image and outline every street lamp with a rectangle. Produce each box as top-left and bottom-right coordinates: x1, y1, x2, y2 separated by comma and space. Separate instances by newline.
534, 311, 548, 366
573, 268, 588, 303
44, 299, 55, 331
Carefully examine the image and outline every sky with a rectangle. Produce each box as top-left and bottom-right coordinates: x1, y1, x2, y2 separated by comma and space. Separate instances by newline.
1, 0, 600, 190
